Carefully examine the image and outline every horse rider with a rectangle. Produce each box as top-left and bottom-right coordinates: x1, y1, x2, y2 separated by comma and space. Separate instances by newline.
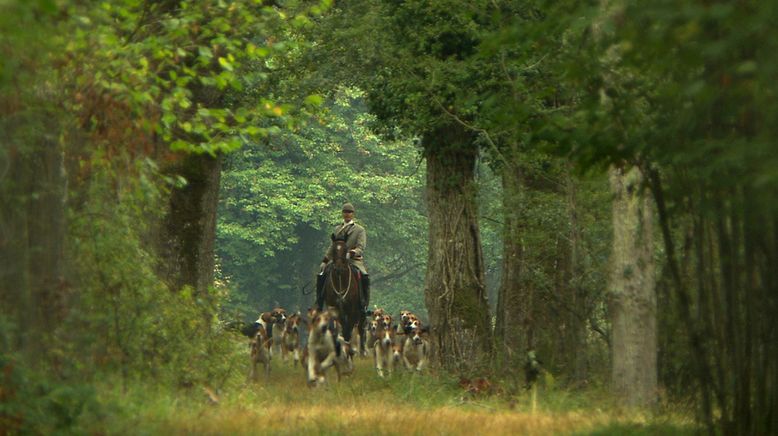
316, 202, 370, 314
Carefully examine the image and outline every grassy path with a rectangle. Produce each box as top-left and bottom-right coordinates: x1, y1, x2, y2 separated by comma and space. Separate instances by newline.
97, 351, 694, 435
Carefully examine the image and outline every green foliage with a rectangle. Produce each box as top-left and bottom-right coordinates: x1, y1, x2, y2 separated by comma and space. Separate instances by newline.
316, 0, 507, 139
62, 154, 241, 387
60, 0, 330, 155
4, 0, 775, 432
218, 87, 428, 316
0, 0, 58, 89
0, 352, 101, 434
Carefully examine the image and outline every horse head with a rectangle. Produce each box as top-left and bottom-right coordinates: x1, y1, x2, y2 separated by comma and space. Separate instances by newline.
330, 233, 350, 267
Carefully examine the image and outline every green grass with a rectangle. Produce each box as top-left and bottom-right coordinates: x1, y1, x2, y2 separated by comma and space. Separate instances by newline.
68, 344, 696, 435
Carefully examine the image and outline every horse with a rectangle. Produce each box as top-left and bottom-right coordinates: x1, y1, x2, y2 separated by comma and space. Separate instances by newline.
322, 234, 366, 356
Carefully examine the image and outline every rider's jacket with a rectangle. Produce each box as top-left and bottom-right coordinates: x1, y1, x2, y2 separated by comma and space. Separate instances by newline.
323, 220, 367, 274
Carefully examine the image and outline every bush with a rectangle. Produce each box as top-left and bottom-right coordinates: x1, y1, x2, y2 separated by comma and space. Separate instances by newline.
58, 153, 241, 387
0, 352, 100, 434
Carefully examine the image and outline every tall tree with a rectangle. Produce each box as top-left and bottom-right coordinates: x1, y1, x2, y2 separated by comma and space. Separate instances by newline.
309, 0, 496, 365
550, 0, 778, 429
608, 165, 657, 407
423, 123, 491, 366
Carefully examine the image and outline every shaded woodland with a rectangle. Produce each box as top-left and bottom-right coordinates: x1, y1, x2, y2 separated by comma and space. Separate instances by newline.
1, 1, 776, 434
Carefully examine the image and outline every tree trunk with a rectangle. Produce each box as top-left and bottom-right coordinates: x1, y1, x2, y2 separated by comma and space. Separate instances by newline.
609, 165, 657, 408
563, 170, 588, 383
159, 153, 221, 296
495, 151, 528, 364
423, 124, 491, 370
0, 109, 68, 361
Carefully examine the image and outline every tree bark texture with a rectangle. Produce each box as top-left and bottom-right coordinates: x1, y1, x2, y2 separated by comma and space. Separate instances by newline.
495, 157, 530, 363
609, 165, 657, 408
423, 124, 491, 370
159, 153, 221, 295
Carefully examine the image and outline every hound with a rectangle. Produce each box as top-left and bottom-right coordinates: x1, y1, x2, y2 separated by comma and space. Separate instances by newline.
364, 318, 379, 357
281, 312, 302, 366
254, 311, 277, 338
302, 319, 354, 380
402, 326, 430, 372
306, 307, 320, 324
270, 307, 287, 357
398, 310, 422, 334
305, 310, 340, 387
373, 318, 395, 378
380, 314, 393, 332
407, 317, 423, 333
248, 324, 271, 381
335, 332, 355, 377
391, 342, 404, 371
399, 310, 415, 325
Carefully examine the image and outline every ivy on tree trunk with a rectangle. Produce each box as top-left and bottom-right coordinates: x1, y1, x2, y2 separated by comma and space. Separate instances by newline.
423, 123, 491, 369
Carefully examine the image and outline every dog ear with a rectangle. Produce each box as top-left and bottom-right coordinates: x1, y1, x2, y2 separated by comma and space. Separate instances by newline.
420, 325, 430, 334
330, 233, 336, 241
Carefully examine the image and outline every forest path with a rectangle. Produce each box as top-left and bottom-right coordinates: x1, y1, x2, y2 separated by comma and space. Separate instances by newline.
135, 351, 684, 435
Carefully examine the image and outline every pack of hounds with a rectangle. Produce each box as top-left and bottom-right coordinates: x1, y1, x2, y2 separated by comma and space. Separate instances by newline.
243, 307, 431, 387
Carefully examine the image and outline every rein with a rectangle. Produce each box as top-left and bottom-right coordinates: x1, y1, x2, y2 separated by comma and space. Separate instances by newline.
327, 238, 354, 302
329, 264, 352, 302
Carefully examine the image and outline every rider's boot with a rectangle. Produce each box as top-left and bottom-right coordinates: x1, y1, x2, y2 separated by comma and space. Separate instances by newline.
316, 273, 326, 310
360, 274, 370, 315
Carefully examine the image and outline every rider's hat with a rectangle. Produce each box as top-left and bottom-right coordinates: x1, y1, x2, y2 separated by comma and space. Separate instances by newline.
342, 202, 355, 212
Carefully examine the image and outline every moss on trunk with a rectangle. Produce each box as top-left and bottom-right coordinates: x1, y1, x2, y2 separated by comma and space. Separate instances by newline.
423, 123, 492, 370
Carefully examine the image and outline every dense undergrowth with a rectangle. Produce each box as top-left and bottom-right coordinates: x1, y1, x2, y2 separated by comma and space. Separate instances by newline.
0, 154, 241, 434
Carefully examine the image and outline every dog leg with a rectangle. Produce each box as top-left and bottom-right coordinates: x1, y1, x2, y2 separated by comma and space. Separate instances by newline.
320, 350, 337, 370
375, 346, 385, 378
416, 358, 426, 372
248, 360, 256, 382
403, 354, 413, 371
306, 350, 318, 386
417, 343, 429, 371
387, 351, 393, 376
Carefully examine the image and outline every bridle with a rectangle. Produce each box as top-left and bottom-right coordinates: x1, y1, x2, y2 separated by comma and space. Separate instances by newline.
329, 238, 352, 302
